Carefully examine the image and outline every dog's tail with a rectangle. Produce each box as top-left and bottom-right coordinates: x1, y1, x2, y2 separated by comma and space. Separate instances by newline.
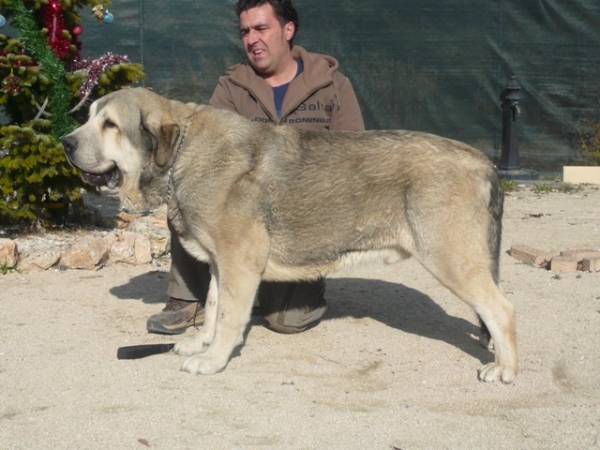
487, 171, 504, 286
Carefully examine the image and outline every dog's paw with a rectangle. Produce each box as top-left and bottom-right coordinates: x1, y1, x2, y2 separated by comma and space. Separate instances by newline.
478, 362, 516, 384
174, 335, 208, 357
181, 354, 226, 375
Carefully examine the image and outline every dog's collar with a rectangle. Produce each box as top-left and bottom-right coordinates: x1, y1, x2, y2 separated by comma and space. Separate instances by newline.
166, 117, 191, 201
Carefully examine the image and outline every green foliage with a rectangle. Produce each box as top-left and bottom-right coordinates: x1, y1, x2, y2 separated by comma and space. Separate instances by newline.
1, 262, 20, 275
0, 0, 145, 225
500, 179, 518, 193
0, 120, 83, 222
530, 183, 581, 195
556, 183, 582, 194
576, 118, 600, 166
530, 184, 552, 194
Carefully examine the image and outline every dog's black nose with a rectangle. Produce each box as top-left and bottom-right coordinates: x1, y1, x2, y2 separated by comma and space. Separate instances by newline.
61, 136, 77, 155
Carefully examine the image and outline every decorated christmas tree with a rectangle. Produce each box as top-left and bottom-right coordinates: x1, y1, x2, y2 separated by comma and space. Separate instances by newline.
0, 0, 145, 225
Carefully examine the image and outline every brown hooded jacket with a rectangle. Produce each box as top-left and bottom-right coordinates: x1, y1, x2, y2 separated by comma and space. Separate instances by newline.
209, 45, 364, 131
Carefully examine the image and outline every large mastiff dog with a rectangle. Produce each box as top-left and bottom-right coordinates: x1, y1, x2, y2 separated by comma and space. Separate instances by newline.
62, 88, 517, 383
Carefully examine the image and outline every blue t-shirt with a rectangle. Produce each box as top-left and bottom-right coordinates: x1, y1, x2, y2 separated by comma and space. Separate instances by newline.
273, 59, 304, 119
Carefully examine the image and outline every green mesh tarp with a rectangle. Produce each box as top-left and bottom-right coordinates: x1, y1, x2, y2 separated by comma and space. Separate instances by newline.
46, 1, 600, 171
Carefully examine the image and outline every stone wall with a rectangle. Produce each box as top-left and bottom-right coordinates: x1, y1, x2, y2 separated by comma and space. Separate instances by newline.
0, 212, 170, 273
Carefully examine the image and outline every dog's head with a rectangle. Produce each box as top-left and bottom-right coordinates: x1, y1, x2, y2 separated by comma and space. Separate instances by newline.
62, 87, 187, 211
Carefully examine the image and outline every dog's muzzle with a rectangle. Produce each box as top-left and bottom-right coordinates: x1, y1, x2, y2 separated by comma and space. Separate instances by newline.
61, 135, 122, 189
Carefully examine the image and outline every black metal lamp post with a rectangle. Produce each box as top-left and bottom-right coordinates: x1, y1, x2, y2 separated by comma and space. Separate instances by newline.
497, 76, 538, 180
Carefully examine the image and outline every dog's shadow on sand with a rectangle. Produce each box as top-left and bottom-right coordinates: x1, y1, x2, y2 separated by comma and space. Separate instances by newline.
110, 271, 492, 364
325, 278, 492, 364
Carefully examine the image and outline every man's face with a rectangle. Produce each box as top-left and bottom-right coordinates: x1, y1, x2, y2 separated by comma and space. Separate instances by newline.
239, 3, 294, 77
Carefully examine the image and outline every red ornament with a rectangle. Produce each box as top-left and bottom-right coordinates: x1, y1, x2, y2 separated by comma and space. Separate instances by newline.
1, 74, 22, 95
72, 24, 83, 35
47, 0, 61, 13
41, 0, 82, 60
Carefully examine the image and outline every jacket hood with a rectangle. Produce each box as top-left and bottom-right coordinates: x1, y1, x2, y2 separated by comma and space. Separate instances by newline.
225, 45, 340, 92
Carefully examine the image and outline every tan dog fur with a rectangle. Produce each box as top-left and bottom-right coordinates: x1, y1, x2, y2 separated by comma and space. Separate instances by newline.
62, 88, 517, 383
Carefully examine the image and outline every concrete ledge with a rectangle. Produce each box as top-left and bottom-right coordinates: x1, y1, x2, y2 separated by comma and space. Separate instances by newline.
563, 166, 600, 184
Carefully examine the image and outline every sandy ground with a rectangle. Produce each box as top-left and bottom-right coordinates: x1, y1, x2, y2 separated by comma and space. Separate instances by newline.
1, 185, 600, 450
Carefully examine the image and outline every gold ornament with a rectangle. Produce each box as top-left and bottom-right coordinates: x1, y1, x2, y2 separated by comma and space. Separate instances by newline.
92, 5, 105, 21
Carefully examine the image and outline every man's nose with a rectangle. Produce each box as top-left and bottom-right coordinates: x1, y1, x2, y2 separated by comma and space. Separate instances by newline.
247, 29, 259, 44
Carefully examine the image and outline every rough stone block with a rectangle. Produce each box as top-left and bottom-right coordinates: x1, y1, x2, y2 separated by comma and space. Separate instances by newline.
60, 236, 109, 270
550, 255, 579, 273
0, 238, 19, 267
108, 231, 152, 265
18, 250, 61, 272
559, 249, 600, 260
109, 231, 137, 264
582, 258, 600, 272
508, 244, 554, 268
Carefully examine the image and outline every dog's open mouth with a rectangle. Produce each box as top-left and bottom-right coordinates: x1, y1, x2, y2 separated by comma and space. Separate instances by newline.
81, 166, 122, 189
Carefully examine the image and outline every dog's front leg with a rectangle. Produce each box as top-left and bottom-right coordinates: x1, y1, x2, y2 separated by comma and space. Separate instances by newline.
174, 264, 219, 356
181, 265, 260, 375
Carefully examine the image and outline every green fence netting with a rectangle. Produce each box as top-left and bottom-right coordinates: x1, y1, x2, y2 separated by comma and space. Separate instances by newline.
7, 0, 600, 172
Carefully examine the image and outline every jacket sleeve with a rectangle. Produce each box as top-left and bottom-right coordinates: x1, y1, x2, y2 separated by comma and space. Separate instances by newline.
330, 73, 365, 131
208, 77, 238, 112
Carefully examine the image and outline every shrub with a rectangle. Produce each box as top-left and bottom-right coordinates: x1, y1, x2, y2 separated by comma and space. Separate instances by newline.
575, 118, 600, 166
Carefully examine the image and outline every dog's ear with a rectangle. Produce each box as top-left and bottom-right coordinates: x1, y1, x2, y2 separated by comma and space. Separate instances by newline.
154, 121, 180, 167
141, 113, 180, 167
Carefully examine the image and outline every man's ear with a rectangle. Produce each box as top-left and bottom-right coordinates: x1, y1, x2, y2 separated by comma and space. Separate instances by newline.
285, 21, 295, 42
141, 112, 180, 167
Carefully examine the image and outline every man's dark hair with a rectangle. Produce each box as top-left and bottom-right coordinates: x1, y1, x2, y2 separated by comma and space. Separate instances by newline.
235, 0, 300, 47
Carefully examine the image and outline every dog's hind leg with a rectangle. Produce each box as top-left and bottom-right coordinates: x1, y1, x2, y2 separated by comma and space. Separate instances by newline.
174, 264, 220, 357
410, 173, 516, 382
180, 263, 261, 375
474, 286, 517, 384
422, 258, 518, 384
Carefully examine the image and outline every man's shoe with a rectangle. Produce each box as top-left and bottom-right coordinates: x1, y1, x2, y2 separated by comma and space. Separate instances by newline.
146, 298, 204, 334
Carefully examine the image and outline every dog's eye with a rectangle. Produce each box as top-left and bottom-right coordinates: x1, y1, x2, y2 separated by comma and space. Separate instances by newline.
103, 119, 117, 129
